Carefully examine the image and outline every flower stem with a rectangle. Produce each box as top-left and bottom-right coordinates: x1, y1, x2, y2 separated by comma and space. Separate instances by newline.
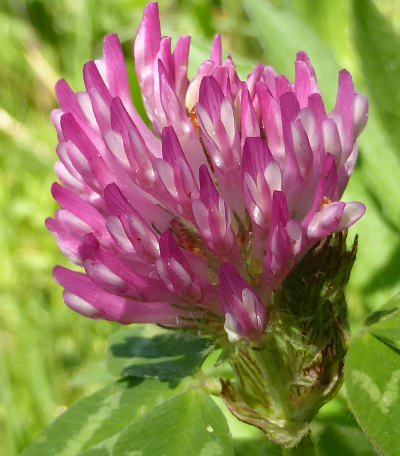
281, 433, 317, 456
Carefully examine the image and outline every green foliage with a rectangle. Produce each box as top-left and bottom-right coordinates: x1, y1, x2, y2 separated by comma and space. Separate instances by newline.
22, 328, 378, 456
22, 330, 233, 456
21, 378, 185, 456
112, 390, 234, 456
244, 0, 339, 109
106, 325, 212, 380
353, 0, 400, 155
234, 437, 281, 456
345, 295, 400, 456
315, 423, 378, 456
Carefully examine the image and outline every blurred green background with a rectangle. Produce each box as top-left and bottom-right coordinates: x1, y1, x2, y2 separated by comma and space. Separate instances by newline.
1, 0, 400, 454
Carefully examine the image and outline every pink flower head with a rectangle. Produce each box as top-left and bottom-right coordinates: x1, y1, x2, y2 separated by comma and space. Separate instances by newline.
47, 3, 367, 342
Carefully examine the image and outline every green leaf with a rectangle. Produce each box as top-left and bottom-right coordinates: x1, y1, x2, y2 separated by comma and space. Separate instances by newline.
353, 0, 400, 155
366, 294, 400, 350
365, 292, 400, 321
78, 435, 119, 456
351, 0, 400, 231
287, 0, 351, 63
106, 325, 212, 380
345, 300, 400, 456
313, 394, 377, 455
315, 424, 377, 456
343, 173, 400, 315
356, 115, 400, 231
21, 378, 184, 456
80, 450, 111, 456
70, 361, 115, 388
112, 389, 234, 456
234, 438, 281, 456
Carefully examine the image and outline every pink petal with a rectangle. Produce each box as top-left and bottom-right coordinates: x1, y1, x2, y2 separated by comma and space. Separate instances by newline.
54, 266, 180, 325
337, 202, 366, 231
219, 263, 266, 342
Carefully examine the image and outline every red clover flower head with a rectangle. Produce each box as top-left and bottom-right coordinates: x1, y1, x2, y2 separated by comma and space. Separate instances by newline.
47, 2, 368, 343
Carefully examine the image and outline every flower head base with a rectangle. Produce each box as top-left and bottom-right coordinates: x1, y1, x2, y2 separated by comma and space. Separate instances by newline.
47, 2, 367, 341
221, 232, 357, 447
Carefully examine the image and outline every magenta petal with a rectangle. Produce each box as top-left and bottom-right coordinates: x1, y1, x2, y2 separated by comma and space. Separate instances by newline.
354, 94, 369, 136
185, 60, 216, 112
241, 137, 280, 235
276, 75, 291, 99
109, 97, 160, 185
280, 92, 300, 158
262, 191, 294, 292
54, 266, 180, 325
291, 119, 313, 179
193, 166, 239, 263
134, 3, 161, 76
83, 61, 111, 106
60, 113, 112, 188
53, 265, 133, 322
103, 34, 131, 100
246, 64, 265, 98
210, 35, 222, 65
198, 165, 219, 205
157, 126, 199, 219
242, 137, 273, 179
103, 184, 166, 251
104, 183, 135, 215
158, 63, 207, 174
105, 34, 159, 151
334, 70, 355, 154
280, 93, 306, 212
54, 160, 85, 194
307, 202, 345, 239
295, 52, 319, 108
273, 191, 290, 223
134, 3, 162, 128
106, 213, 160, 261
219, 263, 266, 342
308, 93, 327, 123
257, 82, 284, 165
173, 36, 191, 102
199, 76, 225, 121
51, 183, 106, 235
240, 85, 260, 144
46, 217, 84, 265
55, 80, 89, 132
337, 202, 366, 231
158, 61, 188, 128
156, 231, 202, 300
322, 118, 342, 165
80, 233, 164, 300
302, 153, 338, 227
